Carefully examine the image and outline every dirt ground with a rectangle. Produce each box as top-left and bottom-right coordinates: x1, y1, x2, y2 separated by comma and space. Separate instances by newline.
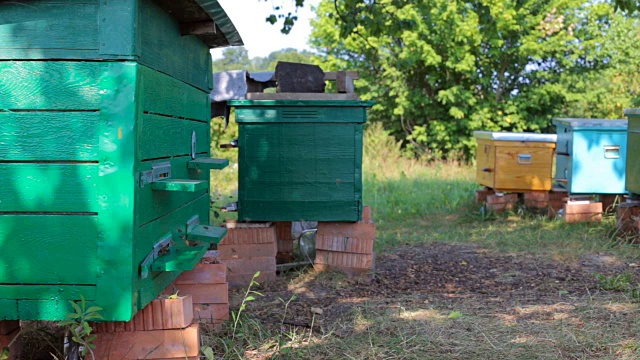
231, 242, 640, 338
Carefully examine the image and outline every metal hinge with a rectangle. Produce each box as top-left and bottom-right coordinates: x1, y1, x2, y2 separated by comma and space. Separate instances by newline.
139, 161, 172, 187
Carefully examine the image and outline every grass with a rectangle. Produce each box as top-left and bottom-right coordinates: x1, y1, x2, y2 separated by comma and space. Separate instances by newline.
201, 122, 640, 359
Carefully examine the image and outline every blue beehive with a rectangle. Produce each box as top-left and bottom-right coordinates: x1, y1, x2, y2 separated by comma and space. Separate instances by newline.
553, 118, 628, 194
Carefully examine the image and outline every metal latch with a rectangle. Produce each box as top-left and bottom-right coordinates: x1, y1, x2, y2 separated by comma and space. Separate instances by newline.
139, 161, 172, 187
140, 233, 172, 279
604, 145, 620, 159
517, 154, 532, 164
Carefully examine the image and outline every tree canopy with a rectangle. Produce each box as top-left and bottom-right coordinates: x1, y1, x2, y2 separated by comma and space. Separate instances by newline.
212, 48, 316, 72
308, 0, 640, 159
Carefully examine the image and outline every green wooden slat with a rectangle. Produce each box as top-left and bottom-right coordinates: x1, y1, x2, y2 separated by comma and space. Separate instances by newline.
98, 0, 138, 57
95, 62, 137, 322
140, 64, 210, 121
151, 179, 208, 192
139, 114, 209, 160
240, 182, 356, 201
0, 61, 102, 110
233, 104, 371, 123
18, 300, 79, 321
0, 300, 18, 320
0, 164, 99, 212
150, 246, 208, 272
0, 112, 99, 161
135, 156, 208, 226
138, 0, 212, 91
0, 215, 98, 285
188, 158, 229, 170
0, 1, 99, 60
134, 195, 209, 313
238, 201, 360, 222
186, 225, 227, 243
626, 133, 640, 194
0, 286, 96, 301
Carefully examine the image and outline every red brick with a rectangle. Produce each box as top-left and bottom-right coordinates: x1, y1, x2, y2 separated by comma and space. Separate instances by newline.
201, 250, 221, 262
564, 202, 603, 223
218, 242, 277, 260
316, 222, 376, 240
616, 203, 640, 234
549, 189, 568, 201
221, 257, 276, 276
275, 222, 293, 240
276, 252, 295, 264
315, 250, 375, 269
94, 296, 194, 332
174, 263, 226, 285
0, 329, 21, 360
523, 191, 549, 202
475, 188, 494, 204
362, 205, 373, 223
316, 234, 374, 254
193, 303, 229, 323
227, 271, 276, 288
277, 238, 294, 253
222, 224, 277, 245
0, 321, 19, 336
90, 323, 200, 359
164, 284, 228, 305
486, 193, 518, 205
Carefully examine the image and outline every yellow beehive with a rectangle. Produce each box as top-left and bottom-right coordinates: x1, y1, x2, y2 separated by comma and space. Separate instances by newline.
474, 131, 557, 192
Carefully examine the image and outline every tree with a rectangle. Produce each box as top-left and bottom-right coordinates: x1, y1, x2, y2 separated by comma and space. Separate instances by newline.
212, 47, 317, 72
309, 0, 640, 159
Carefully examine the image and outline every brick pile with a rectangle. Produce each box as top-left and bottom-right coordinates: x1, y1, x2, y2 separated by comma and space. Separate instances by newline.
314, 206, 376, 279
617, 201, 640, 236
91, 295, 199, 359
563, 202, 603, 223
485, 193, 519, 212
275, 221, 294, 264
0, 321, 21, 360
169, 255, 229, 329
219, 221, 277, 287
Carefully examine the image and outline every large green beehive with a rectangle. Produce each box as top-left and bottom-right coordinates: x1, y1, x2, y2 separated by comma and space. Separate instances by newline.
229, 100, 374, 222
0, 0, 241, 321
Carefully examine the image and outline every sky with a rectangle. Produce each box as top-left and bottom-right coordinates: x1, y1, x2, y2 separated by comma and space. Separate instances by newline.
210, 0, 322, 60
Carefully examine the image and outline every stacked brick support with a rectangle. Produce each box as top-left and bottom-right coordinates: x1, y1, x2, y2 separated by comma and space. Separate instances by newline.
315, 206, 376, 278
0, 321, 21, 360
616, 201, 640, 240
169, 261, 230, 329
219, 222, 277, 287
91, 295, 199, 359
485, 193, 519, 212
275, 221, 295, 263
563, 202, 603, 223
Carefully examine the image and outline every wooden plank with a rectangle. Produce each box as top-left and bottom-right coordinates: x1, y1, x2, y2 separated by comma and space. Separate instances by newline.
151, 246, 208, 272
627, 133, 640, 194
475, 139, 496, 188
235, 106, 366, 123
0, 61, 102, 110
324, 71, 360, 80
241, 181, 356, 201
135, 156, 208, 226
0, 215, 98, 285
95, 62, 138, 322
151, 179, 208, 192
139, 114, 209, 160
0, 301, 18, 320
0, 164, 99, 212
138, 0, 212, 91
98, 0, 138, 57
188, 158, 229, 170
239, 200, 360, 222
186, 225, 227, 243
18, 299, 84, 321
134, 195, 210, 312
0, 112, 99, 161
0, 1, 99, 60
246, 93, 360, 101
140, 66, 210, 120
0, 286, 96, 301
494, 146, 555, 191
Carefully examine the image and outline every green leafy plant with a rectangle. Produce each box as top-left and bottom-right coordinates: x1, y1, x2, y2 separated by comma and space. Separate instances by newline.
232, 272, 264, 339
57, 295, 103, 360
595, 272, 633, 291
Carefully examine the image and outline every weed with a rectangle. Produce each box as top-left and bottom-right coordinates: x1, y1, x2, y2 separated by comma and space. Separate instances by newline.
595, 272, 633, 291
57, 295, 103, 360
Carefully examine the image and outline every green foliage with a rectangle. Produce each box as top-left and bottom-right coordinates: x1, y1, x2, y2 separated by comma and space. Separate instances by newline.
57, 296, 102, 359
595, 272, 634, 291
310, 0, 640, 160
212, 47, 318, 72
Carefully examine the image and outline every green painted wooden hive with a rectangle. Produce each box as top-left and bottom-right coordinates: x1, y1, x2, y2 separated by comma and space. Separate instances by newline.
229, 100, 374, 222
0, 0, 242, 321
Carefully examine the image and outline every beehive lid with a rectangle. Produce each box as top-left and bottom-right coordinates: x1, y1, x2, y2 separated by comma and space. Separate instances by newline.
154, 0, 243, 48
228, 100, 374, 107
553, 118, 627, 130
473, 131, 557, 143
624, 108, 640, 117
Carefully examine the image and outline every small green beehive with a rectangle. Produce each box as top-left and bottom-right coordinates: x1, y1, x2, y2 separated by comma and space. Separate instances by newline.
0, 0, 241, 321
229, 100, 374, 222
